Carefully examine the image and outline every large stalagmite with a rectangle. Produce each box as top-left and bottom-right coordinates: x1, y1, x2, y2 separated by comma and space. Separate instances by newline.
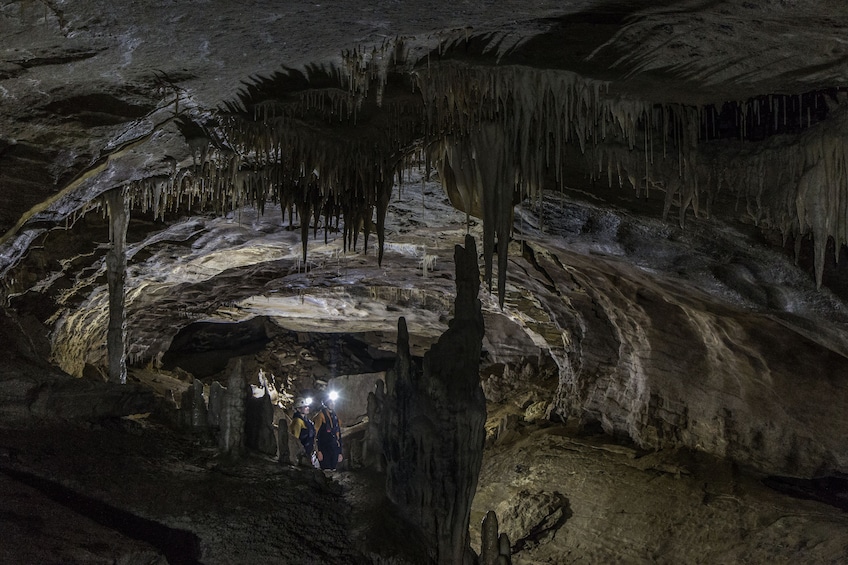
374, 234, 487, 564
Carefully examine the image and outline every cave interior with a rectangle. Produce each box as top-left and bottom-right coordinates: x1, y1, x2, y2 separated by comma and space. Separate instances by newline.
2, 0, 848, 563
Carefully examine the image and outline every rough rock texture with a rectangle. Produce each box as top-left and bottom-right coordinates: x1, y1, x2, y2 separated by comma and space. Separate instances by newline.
2, 160, 847, 562
494, 490, 570, 552
376, 235, 487, 564
472, 419, 848, 564
0, 471, 169, 565
207, 380, 225, 430
277, 416, 305, 467
179, 379, 208, 430
327, 371, 385, 426
480, 510, 512, 565
0, 419, 369, 565
504, 192, 848, 478
4, 4, 848, 562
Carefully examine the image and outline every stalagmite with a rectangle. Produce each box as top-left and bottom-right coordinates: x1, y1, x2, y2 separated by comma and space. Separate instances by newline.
245, 388, 277, 456
179, 380, 209, 429
376, 234, 487, 564
480, 510, 513, 565
219, 360, 248, 458
104, 188, 129, 384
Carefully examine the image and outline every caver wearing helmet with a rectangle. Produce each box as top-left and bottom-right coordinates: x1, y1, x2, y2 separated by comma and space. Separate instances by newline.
294, 396, 311, 409
289, 396, 315, 465
313, 391, 343, 470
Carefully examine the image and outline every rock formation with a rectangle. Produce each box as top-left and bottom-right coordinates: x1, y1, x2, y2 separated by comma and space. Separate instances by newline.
244, 389, 277, 456
480, 510, 512, 565
218, 363, 248, 457
373, 234, 487, 564
104, 188, 129, 384
179, 379, 208, 430
3, 2, 848, 563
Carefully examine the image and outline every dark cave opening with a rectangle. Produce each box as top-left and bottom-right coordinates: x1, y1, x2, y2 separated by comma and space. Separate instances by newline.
698, 88, 846, 142
160, 316, 403, 383
763, 474, 848, 513
161, 317, 272, 378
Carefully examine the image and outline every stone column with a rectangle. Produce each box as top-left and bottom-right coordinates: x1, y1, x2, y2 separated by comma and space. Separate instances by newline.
105, 188, 129, 384
219, 360, 247, 457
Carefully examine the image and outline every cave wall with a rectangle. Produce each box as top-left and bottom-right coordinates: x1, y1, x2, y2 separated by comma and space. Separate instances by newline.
510, 243, 848, 478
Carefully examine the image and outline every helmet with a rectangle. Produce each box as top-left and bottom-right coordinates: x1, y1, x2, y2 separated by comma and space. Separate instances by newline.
294, 396, 312, 409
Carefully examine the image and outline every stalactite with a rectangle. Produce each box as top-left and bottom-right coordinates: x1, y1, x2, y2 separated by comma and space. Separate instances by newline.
117, 39, 847, 304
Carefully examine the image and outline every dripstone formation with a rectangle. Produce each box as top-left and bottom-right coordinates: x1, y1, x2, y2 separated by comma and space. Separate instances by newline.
372, 234, 487, 564
4, 2, 848, 563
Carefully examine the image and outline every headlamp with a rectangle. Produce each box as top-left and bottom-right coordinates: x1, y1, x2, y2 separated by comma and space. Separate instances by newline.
328, 390, 339, 402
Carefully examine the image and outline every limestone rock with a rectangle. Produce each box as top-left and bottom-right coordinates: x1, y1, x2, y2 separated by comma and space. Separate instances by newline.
327, 371, 385, 426
29, 378, 163, 421
495, 490, 570, 552
363, 381, 385, 471
277, 416, 297, 465
207, 381, 225, 429
520, 238, 848, 478
480, 510, 513, 565
179, 379, 208, 429
523, 401, 548, 424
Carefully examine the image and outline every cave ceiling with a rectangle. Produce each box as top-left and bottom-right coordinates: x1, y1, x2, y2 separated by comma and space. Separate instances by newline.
2, 0, 848, 383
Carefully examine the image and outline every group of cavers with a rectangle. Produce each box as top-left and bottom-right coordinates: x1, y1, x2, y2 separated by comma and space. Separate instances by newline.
288, 393, 344, 471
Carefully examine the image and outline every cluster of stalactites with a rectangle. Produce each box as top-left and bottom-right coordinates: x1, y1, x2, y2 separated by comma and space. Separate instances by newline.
340, 38, 407, 108
585, 98, 848, 287
699, 104, 848, 286
416, 62, 706, 304
128, 141, 398, 263
127, 46, 848, 300
214, 116, 424, 263
128, 40, 424, 266
415, 63, 672, 175
417, 60, 848, 293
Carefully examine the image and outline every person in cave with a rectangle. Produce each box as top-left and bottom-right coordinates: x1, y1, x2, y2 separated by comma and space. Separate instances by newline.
289, 396, 317, 467
313, 392, 343, 471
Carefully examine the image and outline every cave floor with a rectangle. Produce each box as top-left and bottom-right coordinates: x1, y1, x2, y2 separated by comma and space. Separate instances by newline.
2, 400, 847, 564
0, 416, 368, 565
472, 405, 848, 564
